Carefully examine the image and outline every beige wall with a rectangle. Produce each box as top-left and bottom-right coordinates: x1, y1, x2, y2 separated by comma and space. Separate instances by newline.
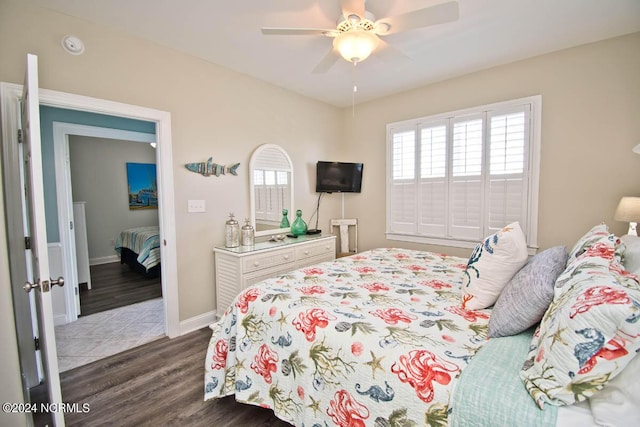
1, 0, 638, 416
69, 136, 159, 261
344, 32, 640, 258
0, 0, 344, 324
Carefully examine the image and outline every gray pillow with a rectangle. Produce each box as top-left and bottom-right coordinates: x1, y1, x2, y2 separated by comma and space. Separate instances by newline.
488, 246, 568, 338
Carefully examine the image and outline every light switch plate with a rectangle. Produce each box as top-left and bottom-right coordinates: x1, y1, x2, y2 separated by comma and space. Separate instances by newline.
187, 199, 205, 213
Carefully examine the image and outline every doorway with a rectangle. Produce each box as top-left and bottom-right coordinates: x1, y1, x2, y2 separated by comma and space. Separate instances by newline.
57, 130, 165, 371
0, 82, 179, 420
52, 121, 161, 325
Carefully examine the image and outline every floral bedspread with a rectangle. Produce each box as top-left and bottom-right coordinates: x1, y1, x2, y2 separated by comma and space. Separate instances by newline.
204, 248, 492, 426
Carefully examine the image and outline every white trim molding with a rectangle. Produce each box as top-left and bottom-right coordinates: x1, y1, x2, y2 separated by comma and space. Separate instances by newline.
179, 310, 217, 336
0, 82, 180, 338
89, 255, 120, 266
52, 122, 159, 323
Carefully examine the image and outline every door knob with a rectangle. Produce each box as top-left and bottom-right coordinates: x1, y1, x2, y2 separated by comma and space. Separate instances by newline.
23, 276, 64, 293
23, 279, 40, 293
50, 276, 65, 287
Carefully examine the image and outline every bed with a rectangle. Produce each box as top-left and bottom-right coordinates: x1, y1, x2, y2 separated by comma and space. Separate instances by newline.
114, 226, 161, 277
204, 224, 640, 426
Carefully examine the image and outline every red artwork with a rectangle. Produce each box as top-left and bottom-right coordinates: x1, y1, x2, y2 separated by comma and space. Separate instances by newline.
292, 308, 335, 341
250, 343, 279, 384
391, 349, 460, 403
369, 307, 417, 325
360, 282, 391, 292
235, 287, 262, 314
210, 338, 229, 370
570, 286, 630, 319
326, 390, 369, 427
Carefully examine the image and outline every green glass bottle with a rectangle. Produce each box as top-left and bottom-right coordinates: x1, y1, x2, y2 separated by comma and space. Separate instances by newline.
290, 209, 307, 236
280, 209, 290, 229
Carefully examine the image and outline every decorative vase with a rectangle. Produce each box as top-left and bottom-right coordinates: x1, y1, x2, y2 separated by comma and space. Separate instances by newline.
290, 209, 307, 236
280, 208, 290, 229
225, 213, 239, 247
241, 218, 254, 246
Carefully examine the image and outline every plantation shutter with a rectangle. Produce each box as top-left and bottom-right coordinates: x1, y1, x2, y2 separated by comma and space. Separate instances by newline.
389, 127, 417, 233
449, 116, 484, 240
386, 96, 539, 249
486, 105, 530, 235
262, 170, 278, 222
276, 171, 290, 223
418, 123, 447, 236
254, 147, 292, 224
253, 170, 267, 221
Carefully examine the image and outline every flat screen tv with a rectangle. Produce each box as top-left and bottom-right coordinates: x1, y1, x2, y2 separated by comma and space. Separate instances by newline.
315, 161, 363, 193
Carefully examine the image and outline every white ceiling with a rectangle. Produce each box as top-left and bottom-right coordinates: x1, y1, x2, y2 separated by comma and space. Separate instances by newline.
30, 0, 640, 107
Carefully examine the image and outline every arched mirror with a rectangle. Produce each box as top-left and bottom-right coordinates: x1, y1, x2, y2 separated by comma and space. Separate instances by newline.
249, 144, 294, 237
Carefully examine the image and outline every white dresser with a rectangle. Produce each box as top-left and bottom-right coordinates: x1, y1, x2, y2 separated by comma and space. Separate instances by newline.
214, 234, 336, 316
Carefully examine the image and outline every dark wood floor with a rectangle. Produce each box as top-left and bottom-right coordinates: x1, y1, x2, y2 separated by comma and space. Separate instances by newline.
55, 328, 292, 427
80, 262, 162, 316
31, 261, 168, 426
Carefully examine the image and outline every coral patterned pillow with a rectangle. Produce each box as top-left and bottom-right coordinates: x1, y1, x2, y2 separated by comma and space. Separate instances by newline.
520, 252, 640, 408
554, 237, 617, 293
462, 222, 529, 310
566, 223, 612, 265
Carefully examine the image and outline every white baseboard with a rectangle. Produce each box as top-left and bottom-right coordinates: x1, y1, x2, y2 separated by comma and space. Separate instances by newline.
90, 255, 120, 266
179, 310, 217, 336
53, 314, 68, 327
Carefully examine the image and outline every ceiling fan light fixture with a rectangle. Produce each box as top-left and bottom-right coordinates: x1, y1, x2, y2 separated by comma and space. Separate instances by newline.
333, 29, 379, 63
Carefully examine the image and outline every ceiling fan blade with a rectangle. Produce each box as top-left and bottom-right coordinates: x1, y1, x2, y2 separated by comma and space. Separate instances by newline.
312, 48, 340, 74
375, 39, 410, 64
340, 0, 366, 21
375, 1, 459, 35
261, 27, 336, 36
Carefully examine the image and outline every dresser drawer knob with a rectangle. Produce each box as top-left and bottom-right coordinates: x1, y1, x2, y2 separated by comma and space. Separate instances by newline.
253, 261, 260, 267
304, 250, 309, 255
283, 254, 290, 260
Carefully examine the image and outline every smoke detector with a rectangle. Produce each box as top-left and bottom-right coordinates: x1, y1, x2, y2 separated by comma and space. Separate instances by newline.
61, 35, 85, 55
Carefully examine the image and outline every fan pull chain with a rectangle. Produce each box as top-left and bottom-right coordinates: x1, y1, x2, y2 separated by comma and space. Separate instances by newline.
352, 61, 358, 117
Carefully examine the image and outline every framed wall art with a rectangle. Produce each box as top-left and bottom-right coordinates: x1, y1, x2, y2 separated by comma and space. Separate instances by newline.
126, 162, 158, 210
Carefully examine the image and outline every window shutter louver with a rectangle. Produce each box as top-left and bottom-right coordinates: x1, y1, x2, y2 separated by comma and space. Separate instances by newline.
254, 170, 267, 221
486, 107, 530, 235
254, 169, 291, 223
418, 124, 447, 236
386, 96, 539, 250
449, 118, 484, 240
389, 129, 417, 233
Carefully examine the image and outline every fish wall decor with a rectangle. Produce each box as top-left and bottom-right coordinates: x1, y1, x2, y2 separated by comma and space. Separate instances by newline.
185, 157, 240, 177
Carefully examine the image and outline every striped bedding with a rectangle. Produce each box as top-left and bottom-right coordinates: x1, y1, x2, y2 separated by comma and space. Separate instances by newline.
114, 226, 160, 271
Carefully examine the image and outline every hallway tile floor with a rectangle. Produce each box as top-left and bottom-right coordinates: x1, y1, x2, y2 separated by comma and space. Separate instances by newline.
55, 298, 164, 372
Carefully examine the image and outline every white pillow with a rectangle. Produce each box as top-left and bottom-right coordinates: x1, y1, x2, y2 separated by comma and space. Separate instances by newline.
621, 234, 640, 276
589, 352, 640, 427
462, 222, 529, 310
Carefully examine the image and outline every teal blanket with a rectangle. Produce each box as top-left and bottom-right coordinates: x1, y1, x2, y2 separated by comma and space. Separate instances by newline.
450, 329, 558, 426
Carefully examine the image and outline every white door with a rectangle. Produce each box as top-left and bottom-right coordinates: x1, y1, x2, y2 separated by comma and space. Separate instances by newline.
22, 53, 65, 426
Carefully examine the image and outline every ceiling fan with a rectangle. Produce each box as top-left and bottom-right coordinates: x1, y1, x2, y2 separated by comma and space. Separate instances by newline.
261, 0, 459, 73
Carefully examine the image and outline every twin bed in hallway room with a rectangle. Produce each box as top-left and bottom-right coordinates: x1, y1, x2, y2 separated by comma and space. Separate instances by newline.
204, 223, 640, 426
114, 226, 161, 277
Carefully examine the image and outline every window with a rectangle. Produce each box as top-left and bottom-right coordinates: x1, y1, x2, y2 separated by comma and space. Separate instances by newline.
253, 169, 291, 224
386, 96, 540, 250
